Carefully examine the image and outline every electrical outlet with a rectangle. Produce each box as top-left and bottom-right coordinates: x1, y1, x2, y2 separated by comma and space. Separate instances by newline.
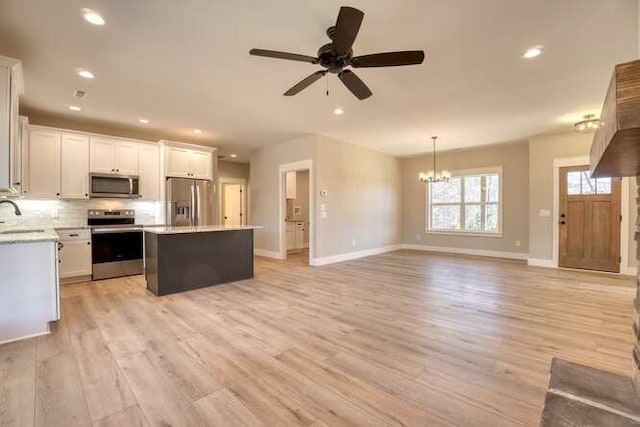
515, 240, 521, 247
351, 239, 356, 247
416, 234, 422, 240
51, 209, 59, 219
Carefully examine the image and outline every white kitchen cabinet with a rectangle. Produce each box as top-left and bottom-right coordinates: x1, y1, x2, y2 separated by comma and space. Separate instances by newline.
0, 55, 23, 195
28, 129, 61, 198
139, 143, 160, 200
90, 137, 139, 175
285, 171, 297, 199
286, 221, 305, 251
57, 229, 92, 280
163, 142, 214, 180
190, 150, 213, 179
60, 133, 89, 199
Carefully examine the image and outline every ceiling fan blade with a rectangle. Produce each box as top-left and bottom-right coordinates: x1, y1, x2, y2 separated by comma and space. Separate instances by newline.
351, 51, 425, 68
338, 70, 372, 100
284, 71, 327, 96
332, 7, 364, 55
249, 49, 318, 64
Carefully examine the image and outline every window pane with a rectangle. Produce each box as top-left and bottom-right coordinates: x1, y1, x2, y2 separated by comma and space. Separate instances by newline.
485, 204, 498, 232
580, 171, 596, 195
485, 174, 499, 203
596, 178, 611, 194
465, 205, 482, 231
431, 205, 461, 230
464, 176, 481, 203
430, 178, 461, 203
567, 171, 581, 195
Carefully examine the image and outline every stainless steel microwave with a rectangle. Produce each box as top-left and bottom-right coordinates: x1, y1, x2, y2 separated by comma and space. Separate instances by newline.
89, 173, 141, 199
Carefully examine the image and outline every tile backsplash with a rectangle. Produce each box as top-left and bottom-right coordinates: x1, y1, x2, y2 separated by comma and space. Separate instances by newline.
0, 198, 163, 227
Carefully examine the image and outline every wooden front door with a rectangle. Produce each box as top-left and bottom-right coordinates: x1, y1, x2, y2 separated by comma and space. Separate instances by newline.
559, 166, 621, 272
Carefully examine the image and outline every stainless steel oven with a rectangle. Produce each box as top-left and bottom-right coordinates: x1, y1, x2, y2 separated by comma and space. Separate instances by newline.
89, 209, 143, 280
90, 173, 141, 199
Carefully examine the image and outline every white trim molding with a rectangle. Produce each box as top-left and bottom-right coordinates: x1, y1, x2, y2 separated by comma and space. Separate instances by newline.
402, 244, 528, 261
310, 245, 401, 266
254, 248, 285, 260
527, 258, 556, 268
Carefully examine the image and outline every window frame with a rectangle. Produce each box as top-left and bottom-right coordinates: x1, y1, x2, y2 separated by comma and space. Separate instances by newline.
425, 166, 504, 237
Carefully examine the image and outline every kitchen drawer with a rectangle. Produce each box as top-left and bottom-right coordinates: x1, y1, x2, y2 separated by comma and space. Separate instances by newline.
56, 228, 90, 241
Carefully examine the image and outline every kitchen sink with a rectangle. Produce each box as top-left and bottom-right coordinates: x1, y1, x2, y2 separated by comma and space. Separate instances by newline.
0, 229, 45, 235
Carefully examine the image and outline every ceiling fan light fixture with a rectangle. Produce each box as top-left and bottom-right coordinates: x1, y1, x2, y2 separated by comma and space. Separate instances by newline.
574, 114, 600, 132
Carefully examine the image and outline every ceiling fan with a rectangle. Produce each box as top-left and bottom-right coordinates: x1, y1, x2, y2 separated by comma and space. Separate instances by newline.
249, 6, 425, 100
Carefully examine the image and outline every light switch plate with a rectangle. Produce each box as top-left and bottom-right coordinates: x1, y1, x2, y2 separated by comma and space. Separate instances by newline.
538, 209, 551, 218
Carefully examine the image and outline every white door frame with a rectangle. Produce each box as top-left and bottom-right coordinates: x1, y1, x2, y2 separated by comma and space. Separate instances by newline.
219, 177, 247, 225
278, 160, 313, 263
552, 155, 634, 274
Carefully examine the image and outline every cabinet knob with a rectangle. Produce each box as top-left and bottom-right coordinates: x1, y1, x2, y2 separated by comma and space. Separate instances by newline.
56, 193, 60, 196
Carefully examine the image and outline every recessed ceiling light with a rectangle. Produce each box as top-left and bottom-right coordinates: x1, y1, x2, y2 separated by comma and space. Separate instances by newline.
193, 129, 203, 134
82, 9, 105, 25
523, 46, 543, 59
229, 154, 237, 158
139, 118, 150, 124
68, 105, 82, 111
77, 69, 95, 79
333, 107, 344, 115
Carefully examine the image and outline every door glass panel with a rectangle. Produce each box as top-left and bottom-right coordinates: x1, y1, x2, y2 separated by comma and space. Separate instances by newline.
596, 178, 612, 194
580, 171, 596, 194
567, 172, 581, 195
464, 205, 481, 231
464, 176, 481, 203
431, 205, 461, 230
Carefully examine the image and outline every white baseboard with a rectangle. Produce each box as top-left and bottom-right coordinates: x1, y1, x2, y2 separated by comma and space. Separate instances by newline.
527, 258, 557, 268
402, 243, 528, 261
254, 248, 285, 260
0, 329, 50, 345
310, 244, 401, 266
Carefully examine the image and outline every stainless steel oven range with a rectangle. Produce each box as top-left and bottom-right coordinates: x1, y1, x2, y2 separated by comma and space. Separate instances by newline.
88, 209, 143, 280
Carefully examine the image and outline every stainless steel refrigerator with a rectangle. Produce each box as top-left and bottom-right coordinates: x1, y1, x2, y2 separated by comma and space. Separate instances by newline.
166, 178, 217, 226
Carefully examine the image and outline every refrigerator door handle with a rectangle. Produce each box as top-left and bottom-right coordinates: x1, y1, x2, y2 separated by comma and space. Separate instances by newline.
195, 183, 201, 226
190, 183, 196, 226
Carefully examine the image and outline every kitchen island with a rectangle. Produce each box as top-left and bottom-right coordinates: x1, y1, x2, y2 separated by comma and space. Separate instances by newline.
143, 225, 261, 296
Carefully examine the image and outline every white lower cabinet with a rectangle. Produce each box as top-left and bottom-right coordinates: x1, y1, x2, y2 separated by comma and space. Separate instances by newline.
57, 229, 92, 280
286, 222, 305, 251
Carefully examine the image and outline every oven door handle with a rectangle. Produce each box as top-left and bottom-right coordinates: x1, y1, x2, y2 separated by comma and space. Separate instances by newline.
92, 228, 143, 234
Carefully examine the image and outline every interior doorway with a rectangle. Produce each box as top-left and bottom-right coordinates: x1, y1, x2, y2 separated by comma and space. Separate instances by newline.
220, 179, 246, 226
558, 165, 621, 272
278, 160, 314, 265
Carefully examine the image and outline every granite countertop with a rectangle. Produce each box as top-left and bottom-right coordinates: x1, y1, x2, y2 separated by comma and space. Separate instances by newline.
144, 225, 263, 235
0, 226, 59, 245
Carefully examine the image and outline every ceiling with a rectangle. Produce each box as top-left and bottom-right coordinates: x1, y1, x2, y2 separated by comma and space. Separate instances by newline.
0, 0, 637, 160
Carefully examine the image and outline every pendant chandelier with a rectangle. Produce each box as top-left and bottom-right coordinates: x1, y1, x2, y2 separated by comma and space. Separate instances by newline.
419, 136, 450, 183
574, 114, 600, 132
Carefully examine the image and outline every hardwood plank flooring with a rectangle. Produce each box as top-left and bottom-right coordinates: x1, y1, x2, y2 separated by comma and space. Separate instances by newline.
0, 250, 635, 426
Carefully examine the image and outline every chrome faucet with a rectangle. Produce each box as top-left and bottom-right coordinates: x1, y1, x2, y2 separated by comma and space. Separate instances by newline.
0, 199, 22, 216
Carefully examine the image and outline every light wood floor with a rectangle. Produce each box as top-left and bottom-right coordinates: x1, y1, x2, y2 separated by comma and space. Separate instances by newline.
0, 250, 635, 426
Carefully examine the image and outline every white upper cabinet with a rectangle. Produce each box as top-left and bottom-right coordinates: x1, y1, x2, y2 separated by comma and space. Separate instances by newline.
285, 171, 297, 199
139, 143, 160, 200
165, 146, 190, 178
0, 56, 24, 195
90, 137, 139, 175
115, 141, 139, 175
28, 129, 61, 198
189, 150, 212, 179
60, 133, 89, 199
162, 141, 214, 180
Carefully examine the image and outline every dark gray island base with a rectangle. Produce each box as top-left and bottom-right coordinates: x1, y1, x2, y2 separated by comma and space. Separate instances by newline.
144, 226, 261, 296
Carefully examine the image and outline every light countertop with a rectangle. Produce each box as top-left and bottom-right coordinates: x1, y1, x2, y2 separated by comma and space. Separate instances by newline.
144, 225, 262, 235
0, 226, 59, 245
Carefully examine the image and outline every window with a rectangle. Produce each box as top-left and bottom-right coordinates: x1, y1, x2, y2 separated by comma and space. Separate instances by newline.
566, 171, 611, 195
426, 168, 501, 234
